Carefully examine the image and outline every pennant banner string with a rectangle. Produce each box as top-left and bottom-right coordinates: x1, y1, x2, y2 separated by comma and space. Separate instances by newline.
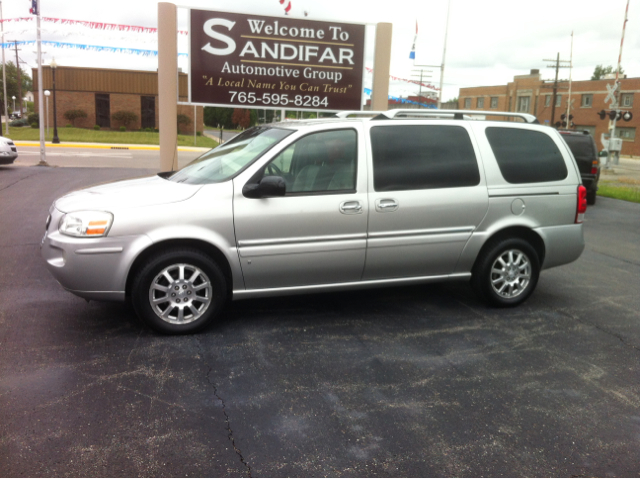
0, 17, 188, 35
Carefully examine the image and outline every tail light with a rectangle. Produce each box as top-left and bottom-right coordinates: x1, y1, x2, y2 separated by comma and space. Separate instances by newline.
576, 185, 587, 223
591, 160, 599, 175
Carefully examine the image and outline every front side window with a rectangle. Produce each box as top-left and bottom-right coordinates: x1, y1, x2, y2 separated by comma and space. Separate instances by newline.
262, 129, 357, 194
167, 127, 293, 185
370, 125, 480, 191
486, 127, 568, 184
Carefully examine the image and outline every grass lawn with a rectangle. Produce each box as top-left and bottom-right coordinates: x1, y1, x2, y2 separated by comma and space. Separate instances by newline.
598, 183, 640, 203
2, 124, 218, 148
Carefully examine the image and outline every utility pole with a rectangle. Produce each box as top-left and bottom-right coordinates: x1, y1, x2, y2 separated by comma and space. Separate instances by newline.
0, 0, 9, 135
411, 68, 432, 108
9, 41, 23, 118
542, 52, 570, 127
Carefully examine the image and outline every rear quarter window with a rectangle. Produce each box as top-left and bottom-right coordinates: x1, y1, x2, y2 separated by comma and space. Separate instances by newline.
370, 125, 480, 191
562, 135, 597, 162
486, 127, 568, 184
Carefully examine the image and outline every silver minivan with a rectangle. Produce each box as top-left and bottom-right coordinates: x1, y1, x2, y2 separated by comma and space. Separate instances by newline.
41, 110, 587, 333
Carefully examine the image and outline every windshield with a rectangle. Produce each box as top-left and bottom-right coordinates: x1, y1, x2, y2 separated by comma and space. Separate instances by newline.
166, 126, 294, 185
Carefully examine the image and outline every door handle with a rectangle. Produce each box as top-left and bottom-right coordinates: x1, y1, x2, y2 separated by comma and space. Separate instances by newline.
339, 201, 363, 214
375, 199, 399, 212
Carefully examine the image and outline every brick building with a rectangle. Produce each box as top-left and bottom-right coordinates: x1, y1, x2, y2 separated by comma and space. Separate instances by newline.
459, 70, 639, 157
32, 66, 203, 134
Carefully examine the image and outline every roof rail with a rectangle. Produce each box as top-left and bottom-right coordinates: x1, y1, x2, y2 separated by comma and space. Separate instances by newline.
333, 111, 385, 118
374, 109, 539, 124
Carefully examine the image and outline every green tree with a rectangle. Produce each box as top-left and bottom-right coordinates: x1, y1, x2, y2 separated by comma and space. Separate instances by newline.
111, 110, 138, 130
0, 61, 33, 114
591, 65, 624, 81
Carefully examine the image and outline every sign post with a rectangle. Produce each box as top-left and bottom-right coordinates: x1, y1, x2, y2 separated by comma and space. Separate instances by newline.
158, 2, 178, 172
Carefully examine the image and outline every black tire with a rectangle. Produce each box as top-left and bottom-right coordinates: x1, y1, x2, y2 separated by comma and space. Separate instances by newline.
471, 238, 540, 307
587, 189, 597, 205
131, 248, 227, 334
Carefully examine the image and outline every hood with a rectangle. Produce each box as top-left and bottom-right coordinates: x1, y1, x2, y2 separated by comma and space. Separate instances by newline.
55, 175, 202, 213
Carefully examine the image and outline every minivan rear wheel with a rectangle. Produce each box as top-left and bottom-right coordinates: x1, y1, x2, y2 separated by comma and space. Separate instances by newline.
472, 238, 540, 307
132, 248, 227, 334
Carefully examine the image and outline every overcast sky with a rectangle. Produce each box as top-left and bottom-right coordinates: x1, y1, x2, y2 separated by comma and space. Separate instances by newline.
2, 0, 638, 104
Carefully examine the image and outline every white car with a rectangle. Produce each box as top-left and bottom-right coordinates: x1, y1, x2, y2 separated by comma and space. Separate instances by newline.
0, 136, 18, 165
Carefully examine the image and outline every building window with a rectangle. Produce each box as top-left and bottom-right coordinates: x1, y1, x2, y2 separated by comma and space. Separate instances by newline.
141, 96, 156, 129
490, 97, 498, 108
477, 97, 484, 108
581, 94, 593, 107
614, 127, 636, 141
545, 95, 551, 107
517, 96, 530, 113
556, 95, 562, 107
464, 98, 471, 109
95, 94, 110, 128
621, 93, 634, 107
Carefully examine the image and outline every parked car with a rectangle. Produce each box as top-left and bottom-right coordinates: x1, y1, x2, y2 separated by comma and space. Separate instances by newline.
559, 130, 600, 205
0, 136, 18, 165
41, 109, 587, 334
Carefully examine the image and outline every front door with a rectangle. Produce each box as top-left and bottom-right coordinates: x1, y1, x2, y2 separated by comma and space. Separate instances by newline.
141, 96, 156, 129
364, 123, 489, 280
233, 127, 368, 290
95, 94, 110, 128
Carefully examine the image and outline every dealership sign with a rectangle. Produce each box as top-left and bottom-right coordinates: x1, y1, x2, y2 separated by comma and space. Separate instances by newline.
189, 9, 366, 110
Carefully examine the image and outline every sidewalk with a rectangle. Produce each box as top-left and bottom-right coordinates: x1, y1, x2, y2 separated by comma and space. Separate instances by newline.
13, 140, 210, 152
600, 156, 640, 186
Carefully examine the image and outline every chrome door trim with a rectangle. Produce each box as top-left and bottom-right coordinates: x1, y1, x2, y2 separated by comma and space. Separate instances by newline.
237, 233, 367, 248
368, 226, 475, 239
232, 272, 472, 299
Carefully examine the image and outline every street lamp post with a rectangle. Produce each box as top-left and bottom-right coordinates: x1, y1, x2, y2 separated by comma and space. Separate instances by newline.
51, 58, 59, 144
44, 90, 50, 136
11, 95, 15, 113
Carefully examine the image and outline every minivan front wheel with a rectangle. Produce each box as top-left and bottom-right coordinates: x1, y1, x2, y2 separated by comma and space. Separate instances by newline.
132, 248, 227, 334
472, 238, 540, 307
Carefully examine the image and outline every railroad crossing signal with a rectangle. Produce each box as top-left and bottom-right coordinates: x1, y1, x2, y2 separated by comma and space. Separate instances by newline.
604, 83, 619, 108
597, 109, 633, 121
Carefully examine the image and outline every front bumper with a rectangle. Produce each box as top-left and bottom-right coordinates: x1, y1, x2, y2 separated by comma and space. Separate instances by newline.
41, 210, 153, 302
0, 150, 18, 165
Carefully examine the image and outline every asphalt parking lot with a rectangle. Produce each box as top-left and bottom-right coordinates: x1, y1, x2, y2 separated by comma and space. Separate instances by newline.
1, 163, 639, 477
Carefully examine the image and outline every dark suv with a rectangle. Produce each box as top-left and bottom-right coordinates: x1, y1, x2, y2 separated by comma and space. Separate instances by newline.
559, 130, 600, 205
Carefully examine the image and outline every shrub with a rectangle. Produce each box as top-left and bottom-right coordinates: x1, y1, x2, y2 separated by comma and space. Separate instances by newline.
94, 125, 100, 130
28, 112, 39, 125
177, 114, 191, 131
31, 123, 38, 128
196, 131, 202, 136
119, 126, 126, 132
63, 109, 88, 127
9, 119, 29, 127
111, 110, 138, 130
144, 127, 154, 132
65, 124, 73, 128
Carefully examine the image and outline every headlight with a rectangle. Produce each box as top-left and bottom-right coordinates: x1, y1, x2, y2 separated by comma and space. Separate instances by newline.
58, 211, 114, 238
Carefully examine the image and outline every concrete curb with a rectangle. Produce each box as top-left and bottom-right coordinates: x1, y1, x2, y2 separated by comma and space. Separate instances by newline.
13, 141, 210, 152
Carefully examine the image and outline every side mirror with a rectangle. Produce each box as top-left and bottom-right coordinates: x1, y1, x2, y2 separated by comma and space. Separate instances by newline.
242, 175, 286, 198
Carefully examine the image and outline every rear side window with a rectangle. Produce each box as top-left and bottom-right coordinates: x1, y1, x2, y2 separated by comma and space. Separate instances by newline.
486, 127, 568, 183
370, 125, 480, 191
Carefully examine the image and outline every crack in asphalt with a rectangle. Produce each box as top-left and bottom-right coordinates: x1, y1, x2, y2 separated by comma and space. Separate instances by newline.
556, 308, 640, 354
0, 172, 41, 193
196, 339, 252, 477
588, 247, 640, 267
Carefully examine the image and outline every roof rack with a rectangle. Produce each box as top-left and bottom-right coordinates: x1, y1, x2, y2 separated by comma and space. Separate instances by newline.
333, 111, 386, 118
373, 109, 539, 124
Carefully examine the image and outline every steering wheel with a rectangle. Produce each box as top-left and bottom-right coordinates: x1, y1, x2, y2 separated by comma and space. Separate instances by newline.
266, 163, 283, 176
